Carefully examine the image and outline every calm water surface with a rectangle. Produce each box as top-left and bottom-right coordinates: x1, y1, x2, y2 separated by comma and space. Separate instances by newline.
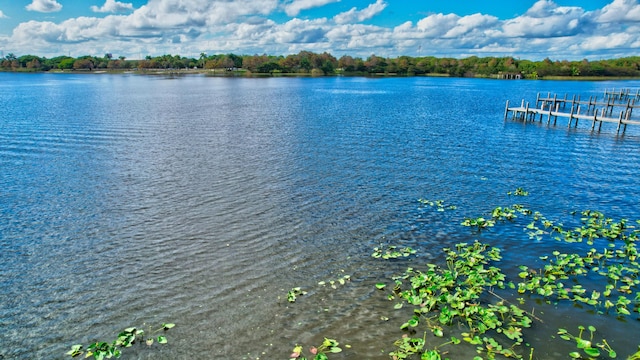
1, 73, 640, 359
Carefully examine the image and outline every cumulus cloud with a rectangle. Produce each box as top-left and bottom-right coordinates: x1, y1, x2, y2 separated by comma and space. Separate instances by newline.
3, 0, 640, 60
576, 32, 634, 51
416, 13, 460, 37
502, 0, 586, 37
123, 0, 277, 30
284, 0, 340, 17
596, 0, 640, 22
8, 0, 282, 56
26, 0, 62, 13
334, 0, 387, 24
91, 0, 134, 13
443, 13, 499, 38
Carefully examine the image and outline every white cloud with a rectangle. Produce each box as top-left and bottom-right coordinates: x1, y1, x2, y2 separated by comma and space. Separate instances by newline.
502, 0, 586, 37
576, 32, 634, 51
91, 0, 134, 13
26, 0, 62, 13
596, 0, 640, 22
2, 0, 640, 60
416, 13, 459, 37
8, 0, 281, 56
443, 13, 498, 38
334, 0, 387, 24
0, 10, 8, 19
284, 0, 340, 17
123, 0, 277, 30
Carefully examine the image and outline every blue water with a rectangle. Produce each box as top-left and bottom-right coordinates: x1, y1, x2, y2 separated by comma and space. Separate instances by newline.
1, 73, 639, 359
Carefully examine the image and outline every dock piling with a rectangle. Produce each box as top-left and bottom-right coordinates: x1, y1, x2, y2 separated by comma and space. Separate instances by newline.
504, 88, 640, 134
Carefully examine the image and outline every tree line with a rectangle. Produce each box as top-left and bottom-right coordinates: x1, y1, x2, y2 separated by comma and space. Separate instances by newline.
2, 51, 640, 78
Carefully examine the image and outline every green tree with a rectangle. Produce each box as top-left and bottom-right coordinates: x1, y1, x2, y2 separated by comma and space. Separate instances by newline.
58, 57, 75, 70
256, 61, 281, 73
320, 59, 334, 74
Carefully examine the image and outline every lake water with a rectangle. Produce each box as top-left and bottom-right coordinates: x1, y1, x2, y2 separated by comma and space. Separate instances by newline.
1, 73, 639, 359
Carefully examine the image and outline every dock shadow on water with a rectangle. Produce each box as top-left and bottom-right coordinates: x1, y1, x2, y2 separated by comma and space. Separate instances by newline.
0, 73, 639, 359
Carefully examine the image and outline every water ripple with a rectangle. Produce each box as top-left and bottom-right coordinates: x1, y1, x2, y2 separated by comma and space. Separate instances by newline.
2, 74, 640, 359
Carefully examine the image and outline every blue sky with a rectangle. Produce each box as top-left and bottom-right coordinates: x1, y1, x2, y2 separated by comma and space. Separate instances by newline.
0, 0, 638, 60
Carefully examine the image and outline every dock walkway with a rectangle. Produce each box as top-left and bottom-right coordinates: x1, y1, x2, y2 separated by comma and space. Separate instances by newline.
504, 88, 640, 133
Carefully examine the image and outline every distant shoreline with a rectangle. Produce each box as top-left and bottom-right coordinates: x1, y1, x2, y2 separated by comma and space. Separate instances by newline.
3, 52, 640, 79
2, 68, 638, 81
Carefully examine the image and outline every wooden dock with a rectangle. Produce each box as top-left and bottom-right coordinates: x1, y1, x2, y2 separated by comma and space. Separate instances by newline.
504, 89, 640, 133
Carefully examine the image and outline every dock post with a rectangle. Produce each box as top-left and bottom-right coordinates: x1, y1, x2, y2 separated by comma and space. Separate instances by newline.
608, 97, 614, 116
598, 109, 604, 131
569, 101, 575, 126
525, 102, 530, 121
535, 93, 540, 108
504, 100, 510, 120
624, 107, 631, 133
554, 103, 560, 125
616, 110, 623, 133
570, 105, 580, 127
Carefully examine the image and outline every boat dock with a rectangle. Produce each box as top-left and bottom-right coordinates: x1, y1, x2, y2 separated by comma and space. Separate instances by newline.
504, 88, 640, 133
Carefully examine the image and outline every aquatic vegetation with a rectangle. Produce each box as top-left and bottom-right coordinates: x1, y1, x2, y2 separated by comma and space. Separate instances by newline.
318, 274, 352, 289
388, 242, 531, 359
418, 199, 457, 212
288, 287, 308, 303
387, 203, 640, 359
372, 245, 418, 259
461, 216, 496, 229
288, 273, 352, 303
557, 326, 618, 359
284, 194, 639, 359
508, 188, 529, 196
290, 338, 343, 360
67, 323, 174, 359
